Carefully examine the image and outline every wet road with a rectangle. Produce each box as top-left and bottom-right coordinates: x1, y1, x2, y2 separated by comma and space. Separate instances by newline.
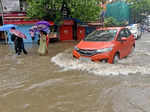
0, 33, 150, 112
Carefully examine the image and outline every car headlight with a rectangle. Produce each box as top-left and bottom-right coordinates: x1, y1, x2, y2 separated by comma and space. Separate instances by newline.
96, 47, 113, 53
74, 46, 79, 51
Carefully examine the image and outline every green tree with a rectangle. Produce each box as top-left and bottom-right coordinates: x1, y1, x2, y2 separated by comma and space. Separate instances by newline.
126, 0, 150, 23
26, 0, 101, 23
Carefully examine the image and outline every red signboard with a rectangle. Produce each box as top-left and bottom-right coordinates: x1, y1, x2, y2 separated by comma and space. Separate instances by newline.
0, 12, 49, 25
0, 12, 26, 17
3, 20, 39, 25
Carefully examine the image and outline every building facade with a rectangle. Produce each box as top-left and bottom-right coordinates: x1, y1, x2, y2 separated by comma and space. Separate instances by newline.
0, 0, 27, 13
0, 0, 39, 43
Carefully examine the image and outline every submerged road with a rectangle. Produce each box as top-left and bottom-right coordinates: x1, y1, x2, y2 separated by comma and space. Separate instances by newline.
0, 32, 150, 112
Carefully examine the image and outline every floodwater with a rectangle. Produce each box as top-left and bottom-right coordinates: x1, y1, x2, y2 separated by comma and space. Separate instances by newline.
0, 33, 150, 112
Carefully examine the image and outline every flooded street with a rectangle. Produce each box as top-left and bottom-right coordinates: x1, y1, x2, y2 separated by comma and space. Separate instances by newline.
0, 33, 150, 112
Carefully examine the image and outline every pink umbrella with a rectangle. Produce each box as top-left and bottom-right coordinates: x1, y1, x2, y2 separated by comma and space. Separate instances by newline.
10, 29, 27, 39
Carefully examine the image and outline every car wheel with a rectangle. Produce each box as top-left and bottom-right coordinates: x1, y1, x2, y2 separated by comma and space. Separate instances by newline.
137, 32, 142, 39
148, 28, 150, 32
112, 53, 119, 64
135, 36, 138, 40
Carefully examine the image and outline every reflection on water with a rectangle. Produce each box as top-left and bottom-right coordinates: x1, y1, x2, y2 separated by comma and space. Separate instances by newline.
0, 40, 150, 112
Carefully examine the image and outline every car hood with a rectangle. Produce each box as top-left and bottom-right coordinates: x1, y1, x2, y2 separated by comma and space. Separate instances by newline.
76, 40, 114, 50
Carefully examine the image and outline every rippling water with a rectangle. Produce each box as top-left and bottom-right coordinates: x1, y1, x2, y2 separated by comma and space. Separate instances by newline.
0, 33, 150, 112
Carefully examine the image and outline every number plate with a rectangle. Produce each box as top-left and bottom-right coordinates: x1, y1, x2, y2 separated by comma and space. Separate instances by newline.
80, 57, 91, 61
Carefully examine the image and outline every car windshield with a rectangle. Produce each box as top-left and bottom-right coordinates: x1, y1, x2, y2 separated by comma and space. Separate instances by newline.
84, 29, 117, 41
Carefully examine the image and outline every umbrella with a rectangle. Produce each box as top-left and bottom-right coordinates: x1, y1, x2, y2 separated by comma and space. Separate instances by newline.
29, 26, 38, 32
10, 29, 27, 39
0, 24, 17, 31
29, 21, 54, 33
35, 21, 51, 32
35, 21, 54, 26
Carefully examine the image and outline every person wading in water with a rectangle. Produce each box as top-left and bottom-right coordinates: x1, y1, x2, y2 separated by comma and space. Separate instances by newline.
11, 27, 28, 55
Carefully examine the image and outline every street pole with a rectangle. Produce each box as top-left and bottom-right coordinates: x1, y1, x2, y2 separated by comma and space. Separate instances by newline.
0, 0, 7, 44
0, 0, 4, 24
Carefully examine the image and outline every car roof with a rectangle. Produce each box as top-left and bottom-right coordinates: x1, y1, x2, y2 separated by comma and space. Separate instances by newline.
96, 27, 125, 31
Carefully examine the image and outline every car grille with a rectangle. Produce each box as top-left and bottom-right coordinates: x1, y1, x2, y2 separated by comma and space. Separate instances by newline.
77, 49, 97, 56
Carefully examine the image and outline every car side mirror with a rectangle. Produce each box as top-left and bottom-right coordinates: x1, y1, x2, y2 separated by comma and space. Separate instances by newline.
121, 37, 127, 41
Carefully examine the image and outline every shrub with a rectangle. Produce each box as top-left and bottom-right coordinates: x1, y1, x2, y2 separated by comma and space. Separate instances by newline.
104, 17, 127, 27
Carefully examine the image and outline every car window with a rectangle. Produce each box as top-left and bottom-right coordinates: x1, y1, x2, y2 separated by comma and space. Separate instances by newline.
84, 29, 117, 41
125, 28, 131, 37
126, 28, 131, 34
117, 29, 126, 40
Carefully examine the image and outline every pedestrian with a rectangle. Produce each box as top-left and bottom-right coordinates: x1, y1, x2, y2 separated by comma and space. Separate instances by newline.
29, 30, 35, 43
11, 27, 28, 55
17, 37, 28, 55
38, 30, 48, 56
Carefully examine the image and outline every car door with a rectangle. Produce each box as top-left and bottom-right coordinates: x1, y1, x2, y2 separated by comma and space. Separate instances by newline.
125, 28, 135, 54
116, 28, 129, 58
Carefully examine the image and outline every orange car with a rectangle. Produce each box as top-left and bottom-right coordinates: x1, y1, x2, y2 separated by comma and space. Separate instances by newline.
73, 27, 135, 64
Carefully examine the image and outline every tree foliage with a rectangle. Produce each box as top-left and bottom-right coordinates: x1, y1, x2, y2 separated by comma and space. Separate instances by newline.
126, 0, 150, 23
26, 0, 101, 23
104, 17, 127, 27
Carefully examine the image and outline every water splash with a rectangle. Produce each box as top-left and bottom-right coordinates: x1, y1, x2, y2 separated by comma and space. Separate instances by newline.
51, 49, 150, 76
